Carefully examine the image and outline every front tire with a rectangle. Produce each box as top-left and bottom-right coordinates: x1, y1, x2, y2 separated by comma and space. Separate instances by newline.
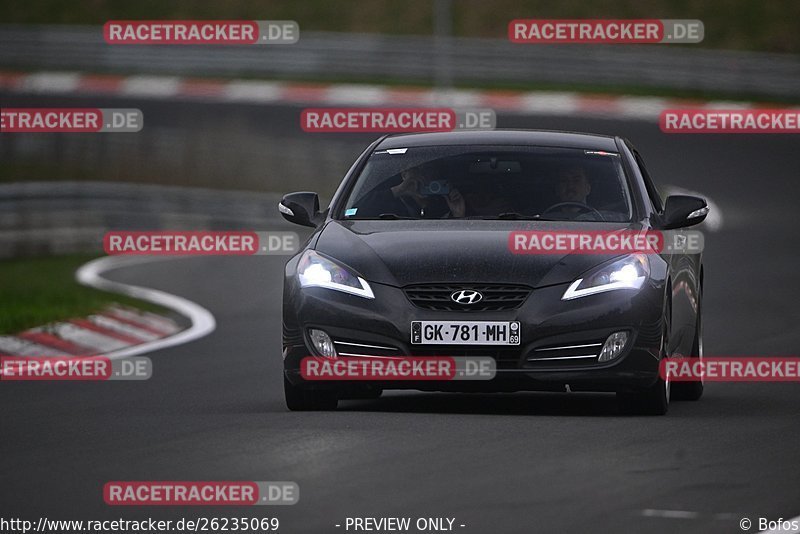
672, 290, 704, 401
617, 300, 671, 416
340, 386, 383, 400
284, 376, 338, 411
617, 375, 669, 415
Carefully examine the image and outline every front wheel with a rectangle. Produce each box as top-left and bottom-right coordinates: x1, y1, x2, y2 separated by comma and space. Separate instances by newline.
617, 375, 669, 415
617, 301, 671, 416
284, 376, 338, 411
673, 287, 704, 401
340, 386, 383, 400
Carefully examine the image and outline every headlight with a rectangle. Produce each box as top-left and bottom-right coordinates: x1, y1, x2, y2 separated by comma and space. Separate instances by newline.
298, 250, 375, 299
562, 254, 649, 300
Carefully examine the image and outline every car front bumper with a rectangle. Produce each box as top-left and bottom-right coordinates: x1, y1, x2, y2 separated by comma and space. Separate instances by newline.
282, 278, 666, 393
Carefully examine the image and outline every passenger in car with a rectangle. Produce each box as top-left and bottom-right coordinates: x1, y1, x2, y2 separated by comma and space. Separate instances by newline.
356, 164, 464, 218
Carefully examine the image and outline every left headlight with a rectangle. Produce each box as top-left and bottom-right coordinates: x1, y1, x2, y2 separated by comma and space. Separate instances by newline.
562, 254, 649, 301
298, 249, 375, 299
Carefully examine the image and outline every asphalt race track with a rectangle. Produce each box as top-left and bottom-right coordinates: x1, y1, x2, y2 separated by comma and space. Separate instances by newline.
2, 96, 800, 533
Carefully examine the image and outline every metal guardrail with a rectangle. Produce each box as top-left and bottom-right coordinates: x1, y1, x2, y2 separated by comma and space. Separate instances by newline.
1, 25, 799, 99
0, 182, 295, 257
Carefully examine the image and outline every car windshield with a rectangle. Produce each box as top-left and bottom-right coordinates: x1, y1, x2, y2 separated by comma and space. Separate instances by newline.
339, 145, 633, 222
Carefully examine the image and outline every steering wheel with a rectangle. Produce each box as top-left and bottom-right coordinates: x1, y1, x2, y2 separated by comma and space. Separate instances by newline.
542, 201, 606, 221
398, 194, 423, 217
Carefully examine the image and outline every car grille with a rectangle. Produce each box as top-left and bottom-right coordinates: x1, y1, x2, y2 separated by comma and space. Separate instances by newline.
403, 284, 531, 311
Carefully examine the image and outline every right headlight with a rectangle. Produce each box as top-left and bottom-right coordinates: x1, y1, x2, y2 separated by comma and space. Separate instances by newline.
298, 250, 375, 299
562, 254, 649, 301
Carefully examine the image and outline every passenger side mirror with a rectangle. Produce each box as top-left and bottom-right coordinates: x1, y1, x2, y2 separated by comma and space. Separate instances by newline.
662, 195, 709, 229
278, 192, 322, 228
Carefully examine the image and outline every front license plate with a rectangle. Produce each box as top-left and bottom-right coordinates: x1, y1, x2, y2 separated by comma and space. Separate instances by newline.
411, 321, 520, 345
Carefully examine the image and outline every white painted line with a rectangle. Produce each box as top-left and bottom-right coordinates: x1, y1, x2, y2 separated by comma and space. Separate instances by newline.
641, 509, 699, 519
88, 314, 160, 342
75, 256, 216, 360
761, 514, 800, 533
639, 509, 800, 532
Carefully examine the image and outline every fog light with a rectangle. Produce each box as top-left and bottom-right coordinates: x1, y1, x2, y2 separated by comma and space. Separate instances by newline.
598, 331, 628, 362
309, 329, 337, 358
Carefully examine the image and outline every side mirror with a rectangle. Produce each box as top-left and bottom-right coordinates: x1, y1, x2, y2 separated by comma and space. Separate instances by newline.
278, 192, 322, 228
662, 195, 709, 229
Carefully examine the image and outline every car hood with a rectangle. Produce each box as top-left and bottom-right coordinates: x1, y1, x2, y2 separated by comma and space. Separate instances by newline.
314, 220, 644, 288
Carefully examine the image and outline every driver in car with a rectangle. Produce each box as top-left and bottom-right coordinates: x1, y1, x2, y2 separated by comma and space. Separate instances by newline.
548, 165, 596, 219
557, 165, 591, 203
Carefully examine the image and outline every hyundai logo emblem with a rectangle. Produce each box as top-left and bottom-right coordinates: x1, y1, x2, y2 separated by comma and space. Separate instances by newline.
451, 290, 483, 305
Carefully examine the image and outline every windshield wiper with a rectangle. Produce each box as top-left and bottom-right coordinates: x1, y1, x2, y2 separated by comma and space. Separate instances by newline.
496, 212, 552, 220
376, 213, 417, 220
453, 213, 558, 221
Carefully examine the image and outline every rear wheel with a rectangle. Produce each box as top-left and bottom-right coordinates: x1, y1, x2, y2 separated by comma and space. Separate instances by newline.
284, 376, 338, 411
673, 286, 704, 401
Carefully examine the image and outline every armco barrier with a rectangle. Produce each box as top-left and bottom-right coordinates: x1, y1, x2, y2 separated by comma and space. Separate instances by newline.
1, 25, 799, 98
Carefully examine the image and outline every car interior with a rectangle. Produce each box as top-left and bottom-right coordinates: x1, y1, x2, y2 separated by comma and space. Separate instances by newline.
348, 150, 632, 221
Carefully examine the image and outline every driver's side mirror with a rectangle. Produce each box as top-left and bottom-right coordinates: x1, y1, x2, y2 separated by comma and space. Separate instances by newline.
278, 191, 323, 228
661, 195, 709, 229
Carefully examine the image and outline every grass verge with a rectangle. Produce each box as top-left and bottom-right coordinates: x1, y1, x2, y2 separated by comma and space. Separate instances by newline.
0, 254, 169, 335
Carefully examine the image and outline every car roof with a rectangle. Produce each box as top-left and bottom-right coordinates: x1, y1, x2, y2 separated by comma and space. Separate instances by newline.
376, 129, 619, 151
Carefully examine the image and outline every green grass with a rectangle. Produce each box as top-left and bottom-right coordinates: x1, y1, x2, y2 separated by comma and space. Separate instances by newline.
0, 254, 168, 335
2, 0, 799, 53
0, 161, 103, 184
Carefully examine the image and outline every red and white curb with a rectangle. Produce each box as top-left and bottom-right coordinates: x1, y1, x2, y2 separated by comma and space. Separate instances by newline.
0, 70, 767, 121
0, 304, 180, 359
0, 255, 216, 368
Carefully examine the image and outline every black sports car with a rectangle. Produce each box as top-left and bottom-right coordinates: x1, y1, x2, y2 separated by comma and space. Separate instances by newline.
279, 130, 708, 415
